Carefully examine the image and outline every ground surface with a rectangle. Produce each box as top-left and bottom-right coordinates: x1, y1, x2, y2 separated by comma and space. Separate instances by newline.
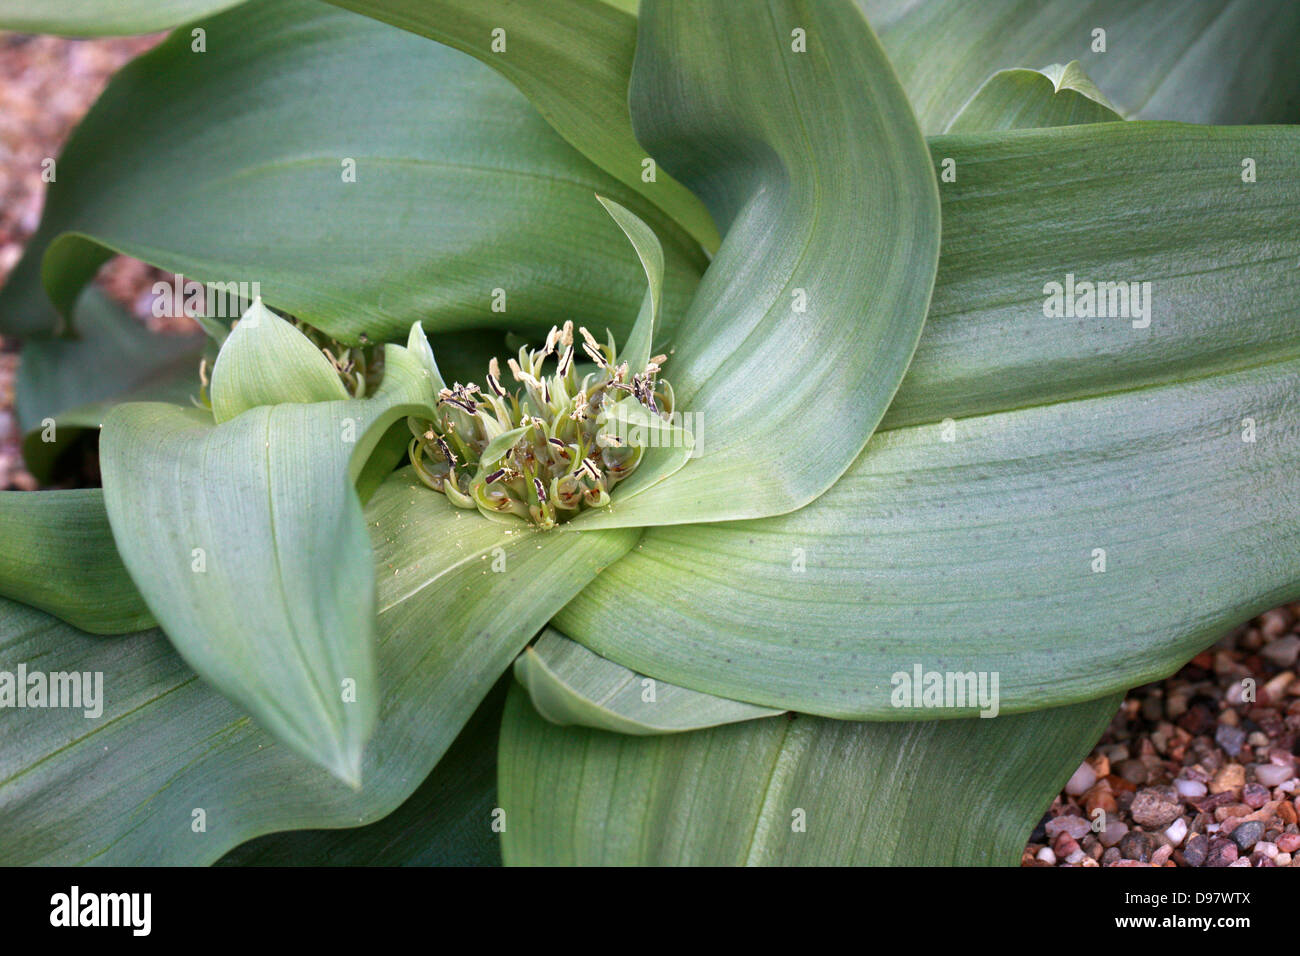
1, 32, 1296, 867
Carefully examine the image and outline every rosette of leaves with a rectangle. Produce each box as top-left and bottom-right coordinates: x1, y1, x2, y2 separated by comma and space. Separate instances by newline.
0, 0, 1297, 866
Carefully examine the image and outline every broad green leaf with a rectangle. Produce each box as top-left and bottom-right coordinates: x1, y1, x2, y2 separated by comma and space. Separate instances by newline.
99, 342, 439, 783
863, 0, 1300, 131
574, 0, 939, 527
0, 0, 705, 344
558, 123, 1300, 718
0, 0, 241, 35
947, 61, 1121, 132
500, 684, 1122, 865
218, 679, 507, 866
15, 287, 203, 481
560, 353, 1300, 717
15, 288, 202, 435
885, 124, 1300, 429
0, 476, 637, 864
515, 628, 782, 735
322, 0, 719, 252
0, 490, 151, 634
209, 300, 349, 423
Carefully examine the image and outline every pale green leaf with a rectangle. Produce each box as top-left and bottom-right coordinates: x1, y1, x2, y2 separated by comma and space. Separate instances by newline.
15, 287, 203, 482
0, 0, 705, 344
500, 684, 1122, 865
218, 679, 507, 866
515, 628, 782, 735
0, 490, 151, 634
558, 122, 1300, 717
947, 61, 1121, 131
209, 300, 349, 423
595, 195, 663, 376
321, 0, 719, 251
864, 0, 1300, 132
0, 0, 241, 35
575, 0, 939, 527
99, 343, 438, 783
0, 475, 637, 864
886, 124, 1300, 429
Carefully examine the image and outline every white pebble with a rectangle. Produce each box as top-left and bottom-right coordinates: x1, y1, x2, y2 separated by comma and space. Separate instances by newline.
1255, 764, 1293, 787
1164, 817, 1188, 847
1255, 841, 1278, 858
1065, 761, 1097, 796
1175, 778, 1207, 798
1036, 846, 1057, 865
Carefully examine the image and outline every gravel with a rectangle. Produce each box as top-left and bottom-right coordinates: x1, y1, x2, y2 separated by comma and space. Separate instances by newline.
1024, 608, 1300, 867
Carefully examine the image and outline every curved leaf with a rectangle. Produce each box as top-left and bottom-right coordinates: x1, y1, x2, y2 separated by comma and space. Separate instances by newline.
515, 629, 781, 735
0, 0, 241, 35
16, 287, 203, 482
99, 340, 438, 783
886, 124, 1300, 429
560, 354, 1300, 717
15, 288, 202, 435
947, 61, 1121, 131
865, 0, 1300, 131
0, 0, 705, 343
499, 684, 1122, 865
0, 490, 151, 634
219, 679, 507, 866
0, 475, 637, 864
322, 0, 719, 251
558, 122, 1300, 717
569, 0, 940, 527
209, 300, 349, 423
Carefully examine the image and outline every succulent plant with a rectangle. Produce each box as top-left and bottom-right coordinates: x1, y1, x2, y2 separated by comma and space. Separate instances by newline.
0, 0, 1297, 867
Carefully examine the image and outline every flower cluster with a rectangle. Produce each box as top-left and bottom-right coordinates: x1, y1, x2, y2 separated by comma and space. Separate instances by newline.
409, 321, 673, 529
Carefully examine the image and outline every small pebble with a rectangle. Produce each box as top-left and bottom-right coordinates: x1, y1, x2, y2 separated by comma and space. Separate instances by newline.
1261, 634, 1299, 668
1119, 831, 1154, 862
1151, 844, 1174, 866
1175, 778, 1207, 799
1035, 846, 1056, 865
1254, 841, 1278, 858
1044, 815, 1092, 840
1164, 817, 1188, 847
1064, 761, 1097, 796
1210, 764, 1245, 794
1205, 838, 1239, 867
1231, 820, 1264, 852
1275, 832, 1300, 853
1182, 833, 1209, 866
1256, 764, 1293, 787
1131, 786, 1182, 828
1099, 820, 1128, 847
1117, 758, 1148, 785
1242, 782, 1270, 809
1215, 723, 1247, 757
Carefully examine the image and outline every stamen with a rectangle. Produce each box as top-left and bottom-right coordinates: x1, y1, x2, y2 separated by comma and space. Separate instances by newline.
411, 325, 678, 528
